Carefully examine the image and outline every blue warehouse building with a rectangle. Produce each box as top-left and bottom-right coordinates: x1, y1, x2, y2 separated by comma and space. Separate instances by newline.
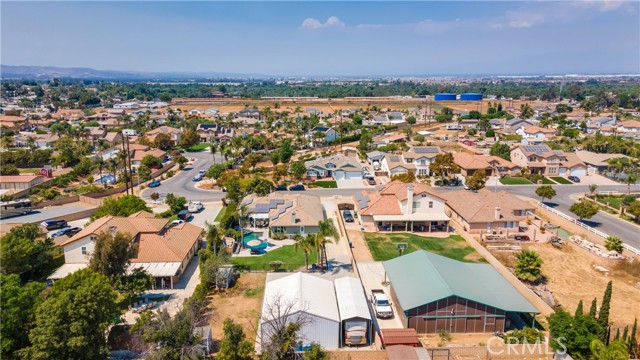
460, 93, 483, 101
434, 93, 457, 101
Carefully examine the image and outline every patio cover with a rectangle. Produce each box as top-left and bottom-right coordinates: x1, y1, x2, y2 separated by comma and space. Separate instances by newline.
48, 263, 88, 280
130, 262, 182, 277
372, 213, 450, 222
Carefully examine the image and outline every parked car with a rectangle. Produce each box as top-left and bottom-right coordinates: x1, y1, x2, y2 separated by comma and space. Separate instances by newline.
187, 201, 203, 213
463, 185, 471, 190
192, 174, 203, 181
177, 210, 190, 220
370, 289, 394, 319
172, 219, 185, 226
344, 209, 354, 222
40, 220, 68, 231
198, 169, 206, 175
367, 178, 376, 185
50, 226, 82, 238
568, 176, 581, 183
275, 185, 288, 191
149, 179, 161, 188
288, 184, 305, 191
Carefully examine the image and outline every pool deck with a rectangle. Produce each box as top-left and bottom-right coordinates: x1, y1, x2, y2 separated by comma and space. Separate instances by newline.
235, 236, 295, 257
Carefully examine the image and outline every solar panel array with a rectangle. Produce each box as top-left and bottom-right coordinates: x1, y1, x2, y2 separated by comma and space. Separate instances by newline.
389, 155, 400, 162
414, 147, 439, 154
523, 145, 550, 153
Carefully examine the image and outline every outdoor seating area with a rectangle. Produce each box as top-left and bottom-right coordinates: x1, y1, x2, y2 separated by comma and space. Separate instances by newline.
129, 299, 157, 313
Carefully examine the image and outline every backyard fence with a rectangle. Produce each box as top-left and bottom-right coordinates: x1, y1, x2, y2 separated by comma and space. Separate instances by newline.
537, 202, 640, 256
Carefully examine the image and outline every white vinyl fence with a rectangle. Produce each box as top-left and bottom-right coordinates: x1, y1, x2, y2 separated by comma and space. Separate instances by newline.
538, 202, 640, 257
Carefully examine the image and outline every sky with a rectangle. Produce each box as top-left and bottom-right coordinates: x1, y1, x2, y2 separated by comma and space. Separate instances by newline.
1, 1, 639, 76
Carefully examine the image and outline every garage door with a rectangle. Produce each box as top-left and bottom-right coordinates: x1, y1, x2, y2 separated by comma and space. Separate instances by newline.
345, 172, 362, 180
571, 168, 586, 177
333, 171, 345, 180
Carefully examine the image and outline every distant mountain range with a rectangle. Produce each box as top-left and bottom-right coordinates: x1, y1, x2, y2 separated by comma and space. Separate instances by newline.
0, 65, 272, 80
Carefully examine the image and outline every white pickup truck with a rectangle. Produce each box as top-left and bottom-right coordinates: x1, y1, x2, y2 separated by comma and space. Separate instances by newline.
187, 201, 203, 213
370, 289, 394, 319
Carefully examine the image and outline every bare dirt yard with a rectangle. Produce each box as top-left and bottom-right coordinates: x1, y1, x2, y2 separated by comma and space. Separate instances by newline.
495, 242, 640, 330
207, 272, 266, 347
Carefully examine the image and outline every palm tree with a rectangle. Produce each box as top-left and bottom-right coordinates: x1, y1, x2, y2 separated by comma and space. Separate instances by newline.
108, 156, 120, 181
590, 339, 629, 360
95, 157, 105, 188
514, 249, 543, 283
315, 219, 340, 270
237, 204, 249, 248
209, 143, 217, 165
204, 221, 223, 255
293, 234, 315, 270
589, 184, 599, 196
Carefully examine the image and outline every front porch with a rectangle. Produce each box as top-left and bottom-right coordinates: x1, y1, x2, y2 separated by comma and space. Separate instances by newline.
371, 213, 451, 233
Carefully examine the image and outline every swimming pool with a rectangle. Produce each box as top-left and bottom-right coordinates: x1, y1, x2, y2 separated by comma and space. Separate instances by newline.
243, 232, 268, 250
96, 174, 116, 185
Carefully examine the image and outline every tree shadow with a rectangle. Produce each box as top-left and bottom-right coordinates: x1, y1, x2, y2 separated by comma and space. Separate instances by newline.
577, 219, 601, 228
542, 202, 559, 208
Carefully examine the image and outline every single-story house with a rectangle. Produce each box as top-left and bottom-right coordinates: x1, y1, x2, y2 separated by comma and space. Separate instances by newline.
574, 150, 630, 175
261, 273, 339, 350
242, 193, 325, 236
383, 250, 539, 333
440, 188, 534, 234
0, 175, 45, 190
354, 181, 449, 232
305, 154, 363, 180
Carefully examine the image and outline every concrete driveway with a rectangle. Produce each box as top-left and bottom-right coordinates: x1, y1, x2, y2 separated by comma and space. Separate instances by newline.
188, 203, 222, 228
337, 179, 373, 189
357, 261, 403, 329
577, 174, 619, 186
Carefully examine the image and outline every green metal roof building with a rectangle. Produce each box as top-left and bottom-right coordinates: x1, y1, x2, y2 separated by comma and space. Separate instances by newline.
383, 250, 539, 334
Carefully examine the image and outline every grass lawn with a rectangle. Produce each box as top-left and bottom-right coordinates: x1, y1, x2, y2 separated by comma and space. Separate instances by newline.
499, 177, 533, 185
550, 177, 573, 184
595, 195, 624, 210
231, 245, 318, 271
541, 177, 556, 184
311, 180, 338, 188
185, 143, 210, 152
363, 232, 485, 263
214, 205, 231, 223
18, 168, 41, 174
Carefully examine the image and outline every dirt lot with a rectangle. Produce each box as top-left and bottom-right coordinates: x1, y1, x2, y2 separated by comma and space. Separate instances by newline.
496, 242, 640, 330
207, 272, 266, 346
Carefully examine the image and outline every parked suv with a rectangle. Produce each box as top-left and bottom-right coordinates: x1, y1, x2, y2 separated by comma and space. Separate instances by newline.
41, 220, 68, 231
568, 176, 581, 183
288, 184, 305, 191
344, 209, 354, 222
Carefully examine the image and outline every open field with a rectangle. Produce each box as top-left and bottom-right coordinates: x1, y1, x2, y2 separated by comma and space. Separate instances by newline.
363, 232, 485, 262
500, 177, 533, 185
498, 243, 640, 330
207, 272, 266, 348
231, 245, 318, 271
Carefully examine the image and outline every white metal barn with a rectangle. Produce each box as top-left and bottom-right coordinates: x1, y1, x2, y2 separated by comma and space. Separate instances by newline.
261, 273, 340, 350
334, 276, 373, 347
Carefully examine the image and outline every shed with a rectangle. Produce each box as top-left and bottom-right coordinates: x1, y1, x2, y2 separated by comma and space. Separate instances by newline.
261, 273, 339, 350
334, 277, 373, 347
383, 251, 539, 334
380, 328, 420, 348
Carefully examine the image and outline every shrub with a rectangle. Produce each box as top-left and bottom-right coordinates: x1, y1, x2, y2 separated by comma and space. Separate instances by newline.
505, 328, 544, 344
438, 329, 452, 342
166, 170, 175, 178
150, 192, 160, 201
269, 261, 283, 271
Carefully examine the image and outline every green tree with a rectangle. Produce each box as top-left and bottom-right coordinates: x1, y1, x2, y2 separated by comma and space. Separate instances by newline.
314, 219, 339, 271
590, 339, 629, 360
570, 200, 599, 220
575, 300, 584, 317
88, 231, 135, 278
303, 343, 328, 360
563, 128, 580, 139
289, 161, 307, 181
293, 234, 315, 270
548, 309, 602, 359
261, 322, 301, 360
465, 170, 487, 191
24, 269, 118, 360
164, 193, 186, 214
218, 319, 254, 360
514, 249, 543, 283
278, 139, 294, 164
206, 162, 230, 180
535, 185, 557, 203
589, 184, 599, 196
91, 195, 151, 220
413, 134, 425, 145
246, 177, 274, 196
589, 298, 598, 318
0, 224, 56, 280
0, 164, 19, 175
138, 165, 152, 181
224, 175, 243, 204
153, 132, 173, 150
140, 154, 162, 168
180, 129, 200, 148
598, 281, 613, 341
429, 153, 459, 182
490, 142, 511, 161
504, 327, 544, 345
0, 274, 45, 357
405, 115, 417, 125
468, 110, 481, 119
604, 236, 624, 254
357, 131, 373, 158
115, 267, 153, 307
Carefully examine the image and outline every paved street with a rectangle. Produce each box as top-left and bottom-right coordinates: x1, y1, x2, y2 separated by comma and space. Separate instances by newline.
0, 202, 96, 225
140, 150, 226, 202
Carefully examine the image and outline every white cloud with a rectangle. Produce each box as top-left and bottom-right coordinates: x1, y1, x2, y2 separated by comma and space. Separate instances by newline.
300, 16, 345, 30
570, 0, 625, 12
356, 23, 384, 29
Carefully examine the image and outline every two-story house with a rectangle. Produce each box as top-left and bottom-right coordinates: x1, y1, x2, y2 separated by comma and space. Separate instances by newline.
453, 152, 520, 177
354, 181, 449, 232
50, 211, 203, 289
515, 126, 556, 144
145, 126, 182, 146
510, 145, 587, 177
307, 126, 339, 145
401, 147, 442, 176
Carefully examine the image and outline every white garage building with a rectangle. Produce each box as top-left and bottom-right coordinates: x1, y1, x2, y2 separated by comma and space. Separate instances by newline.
260, 273, 340, 350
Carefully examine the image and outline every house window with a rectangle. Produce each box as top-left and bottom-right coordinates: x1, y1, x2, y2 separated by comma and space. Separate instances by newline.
406, 158, 413, 163
429, 201, 433, 209
81, 247, 87, 255
413, 202, 420, 209
421, 194, 427, 198
419, 169, 428, 175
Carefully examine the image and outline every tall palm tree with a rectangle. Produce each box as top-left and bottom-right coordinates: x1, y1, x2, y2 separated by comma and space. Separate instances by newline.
293, 234, 315, 270
315, 219, 340, 271
95, 157, 105, 188
204, 221, 223, 255
237, 203, 249, 248
108, 156, 120, 181
209, 143, 217, 165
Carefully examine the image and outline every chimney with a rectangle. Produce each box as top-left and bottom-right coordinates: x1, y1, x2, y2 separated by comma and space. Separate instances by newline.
405, 184, 414, 215
495, 207, 501, 220
109, 226, 117, 237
